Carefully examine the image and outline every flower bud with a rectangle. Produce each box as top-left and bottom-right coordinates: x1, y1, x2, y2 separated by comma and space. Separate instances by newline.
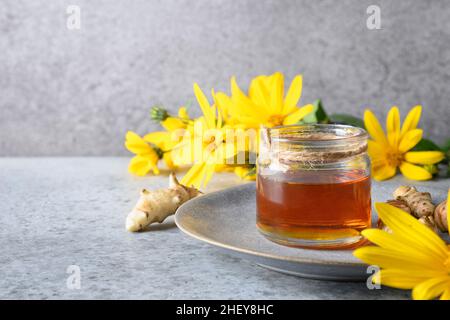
150, 106, 169, 122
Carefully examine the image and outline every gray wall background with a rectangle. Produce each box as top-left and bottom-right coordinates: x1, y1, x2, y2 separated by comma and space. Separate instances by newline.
1, 0, 449, 156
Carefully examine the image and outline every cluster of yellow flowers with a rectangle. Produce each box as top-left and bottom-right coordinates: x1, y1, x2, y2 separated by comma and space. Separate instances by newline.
125, 72, 314, 188
125, 72, 448, 187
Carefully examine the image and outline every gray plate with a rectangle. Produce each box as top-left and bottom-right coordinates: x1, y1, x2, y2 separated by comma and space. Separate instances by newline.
175, 178, 448, 281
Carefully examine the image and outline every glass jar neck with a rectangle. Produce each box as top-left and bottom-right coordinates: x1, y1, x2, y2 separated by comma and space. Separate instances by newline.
259, 124, 368, 166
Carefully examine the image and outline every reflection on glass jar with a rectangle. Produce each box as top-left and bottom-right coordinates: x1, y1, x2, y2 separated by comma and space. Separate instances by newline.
256, 124, 371, 249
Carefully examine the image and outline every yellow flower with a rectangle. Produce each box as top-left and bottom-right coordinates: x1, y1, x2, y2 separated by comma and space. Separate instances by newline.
125, 131, 161, 176
125, 130, 179, 175
143, 131, 178, 170
213, 91, 248, 127
178, 83, 231, 188
226, 72, 315, 128
354, 201, 450, 300
364, 106, 445, 181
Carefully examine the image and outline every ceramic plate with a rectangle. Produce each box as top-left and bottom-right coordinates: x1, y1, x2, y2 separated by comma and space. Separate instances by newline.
175, 178, 448, 281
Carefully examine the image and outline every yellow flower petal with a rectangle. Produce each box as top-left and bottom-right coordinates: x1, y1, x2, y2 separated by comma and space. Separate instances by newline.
377, 269, 429, 289
269, 72, 284, 114
359, 229, 441, 263
193, 83, 215, 129
181, 162, 207, 188
236, 115, 265, 127
367, 140, 385, 158
372, 163, 396, 181
353, 245, 443, 271
441, 287, 450, 300
364, 109, 388, 145
399, 161, 432, 180
214, 92, 235, 121
128, 155, 159, 176
412, 277, 450, 300
125, 131, 152, 155
211, 91, 222, 129
163, 152, 176, 170
375, 203, 449, 259
143, 132, 170, 147
178, 107, 189, 119
386, 106, 400, 146
161, 117, 185, 132
398, 129, 422, 153
202, 164, 216, 187
400, 105, 422, 138
282, 104, 315, 125
234, 166, 256, 180
249, 76, 270, 112
404, 151, 445, 165
283, 74, 303, 115
231, 76, 261, 118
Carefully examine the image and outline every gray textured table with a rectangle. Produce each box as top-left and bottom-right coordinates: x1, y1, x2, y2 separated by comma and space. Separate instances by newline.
0, 157, 420, 299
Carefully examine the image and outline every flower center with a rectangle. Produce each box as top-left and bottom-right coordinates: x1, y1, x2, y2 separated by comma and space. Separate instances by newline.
267, 114, 284, 126
385, 149, 403, 167
203, 134, 224, 153
150, 144, 164, 159
203, 134, 215, 144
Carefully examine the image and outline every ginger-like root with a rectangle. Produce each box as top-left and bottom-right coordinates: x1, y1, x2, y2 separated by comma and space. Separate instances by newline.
380, 186, 446, 234
434, 200, 448, 233
380, 198, 438, 233
393, 186, 435, 218
418, 215, 440, 233
126, 173, 201, 232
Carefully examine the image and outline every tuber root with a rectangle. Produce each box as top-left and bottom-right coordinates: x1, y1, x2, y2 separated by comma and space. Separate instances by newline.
379, 186, 447, 234
418, 215, 440, 233
126, 173, 201, 232
380, 198, 439, 233
434, 200, 448, 233
393, 186, 435, 218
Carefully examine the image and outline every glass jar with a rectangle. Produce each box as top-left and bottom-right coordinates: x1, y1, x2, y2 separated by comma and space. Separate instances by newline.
256, 124, 371, 249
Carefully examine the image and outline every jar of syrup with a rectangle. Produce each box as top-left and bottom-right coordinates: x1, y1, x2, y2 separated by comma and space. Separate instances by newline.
256, 124, 371, 249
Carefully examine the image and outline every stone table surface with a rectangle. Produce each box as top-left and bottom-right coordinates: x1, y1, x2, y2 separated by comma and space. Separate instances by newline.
2, 157, 446, 300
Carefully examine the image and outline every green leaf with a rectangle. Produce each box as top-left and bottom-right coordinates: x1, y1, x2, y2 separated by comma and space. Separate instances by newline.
440, 139, 450, 162
441, 139, 450, 152
299, 99, 329, 124
314, 99, 329, 123
328, 113, 365, 128
411, 138, 442, 152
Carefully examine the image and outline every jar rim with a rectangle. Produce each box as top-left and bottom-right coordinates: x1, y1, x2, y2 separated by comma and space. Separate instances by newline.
268, 124, 368, 145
